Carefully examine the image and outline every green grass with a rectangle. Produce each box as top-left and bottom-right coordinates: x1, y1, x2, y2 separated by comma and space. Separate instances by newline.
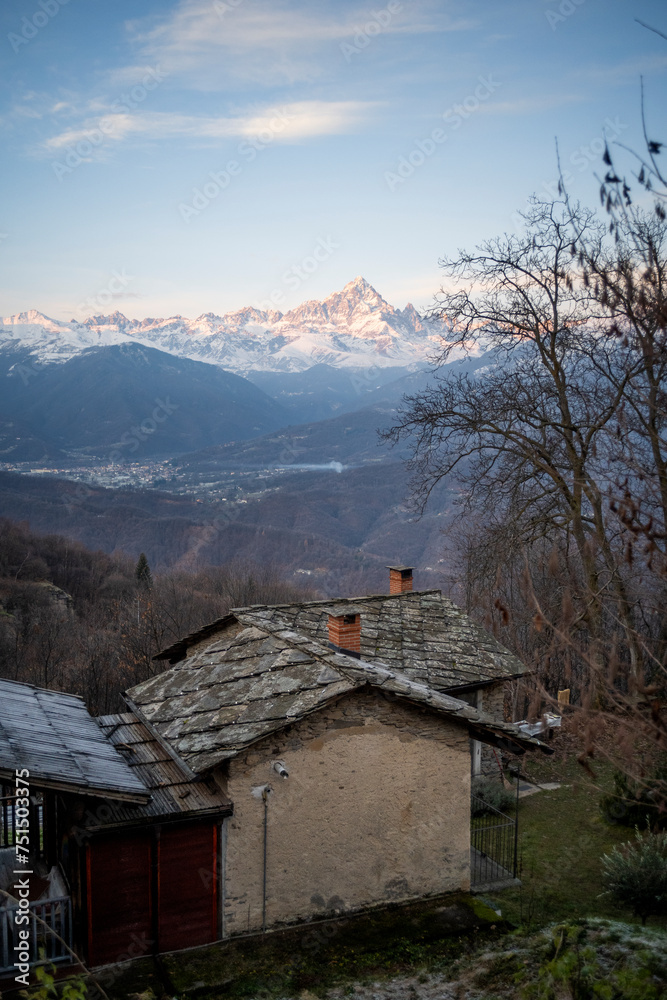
485, 764, 667, 931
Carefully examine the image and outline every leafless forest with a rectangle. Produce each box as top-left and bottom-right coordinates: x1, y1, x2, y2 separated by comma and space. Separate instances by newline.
0, 517, 314, 714
388, 195, 667, 790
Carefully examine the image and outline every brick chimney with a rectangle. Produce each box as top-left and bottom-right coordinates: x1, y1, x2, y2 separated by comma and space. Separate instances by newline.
327, 609, 361, 656
388, 565, 413, 594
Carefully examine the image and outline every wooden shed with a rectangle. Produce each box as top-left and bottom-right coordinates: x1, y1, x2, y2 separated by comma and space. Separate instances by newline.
78, 713, 232, 966
0, 681, 231, 973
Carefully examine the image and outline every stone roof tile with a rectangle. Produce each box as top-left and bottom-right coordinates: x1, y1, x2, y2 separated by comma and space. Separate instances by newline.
130, 592, 544, 775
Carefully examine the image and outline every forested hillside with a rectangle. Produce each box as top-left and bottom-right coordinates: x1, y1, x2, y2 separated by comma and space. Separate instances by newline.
0, 518, 314, 714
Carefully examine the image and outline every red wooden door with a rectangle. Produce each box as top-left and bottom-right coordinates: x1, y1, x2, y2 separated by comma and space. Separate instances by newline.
157, 823, 218, 951
86, 832, 152, 967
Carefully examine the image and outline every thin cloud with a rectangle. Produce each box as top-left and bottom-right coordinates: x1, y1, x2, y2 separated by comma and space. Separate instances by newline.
42, 100, 379, 153
576, 52, 667, 84
119, 0, 475, 88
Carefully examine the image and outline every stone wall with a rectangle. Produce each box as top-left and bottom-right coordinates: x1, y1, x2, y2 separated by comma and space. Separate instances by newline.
479, 682, 506, 721
219, 688, 471, 936
456, 682, 507, 777
478, 682, 507, 776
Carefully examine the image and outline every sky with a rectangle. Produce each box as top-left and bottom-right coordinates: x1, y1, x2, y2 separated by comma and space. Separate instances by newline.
1, 0, 666, 321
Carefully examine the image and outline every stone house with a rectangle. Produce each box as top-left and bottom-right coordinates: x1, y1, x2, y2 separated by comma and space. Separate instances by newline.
153, 566, 529, 777
125, 567, 546, 939
0, 569, 547, 973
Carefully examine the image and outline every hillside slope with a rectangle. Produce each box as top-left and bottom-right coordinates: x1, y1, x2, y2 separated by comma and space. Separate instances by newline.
0, 343, 289, 458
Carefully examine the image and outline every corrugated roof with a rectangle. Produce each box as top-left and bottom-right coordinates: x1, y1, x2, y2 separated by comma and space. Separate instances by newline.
0, 680, 149, 802
154, 592, 528, 692
82, 714, 232, 830
128, 617, 550, 775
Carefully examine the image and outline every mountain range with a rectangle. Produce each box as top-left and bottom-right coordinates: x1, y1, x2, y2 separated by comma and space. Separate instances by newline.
0, 278, 481, 590
0, 277, 449, 376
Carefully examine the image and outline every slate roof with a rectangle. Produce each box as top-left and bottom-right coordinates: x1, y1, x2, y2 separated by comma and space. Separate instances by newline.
83, 713, 232, 830
155, 591, 528, 693
128, 615, 550, 775
156, 613, 238, 665
0, 680, 149, 802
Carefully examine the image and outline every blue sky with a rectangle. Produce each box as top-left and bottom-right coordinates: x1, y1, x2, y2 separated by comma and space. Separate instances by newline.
1, 0, 666, 320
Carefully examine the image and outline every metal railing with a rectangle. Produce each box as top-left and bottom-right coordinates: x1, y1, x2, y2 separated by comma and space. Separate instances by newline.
470, 793, 517, 888
0, 896, 73, 973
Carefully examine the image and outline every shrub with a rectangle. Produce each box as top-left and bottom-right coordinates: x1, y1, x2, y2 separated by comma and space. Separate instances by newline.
19, 960, 87, 1000
471, 776, 516, 816
599, 769, 667, 829
600, 827, 667, 925
526, 921, 664, 1000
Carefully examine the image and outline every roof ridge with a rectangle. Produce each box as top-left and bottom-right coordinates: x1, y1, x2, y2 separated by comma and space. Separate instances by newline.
153, 592, 445, 662
233, 589, 442, 611
129, 615, 551, 770
233, 612, 360, 685
231, 613, 546, 753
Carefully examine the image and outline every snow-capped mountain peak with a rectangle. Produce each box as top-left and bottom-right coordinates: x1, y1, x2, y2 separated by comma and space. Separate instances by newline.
82, 311, 132, 328
1, 279, 449, 374
5, 309, 64, 328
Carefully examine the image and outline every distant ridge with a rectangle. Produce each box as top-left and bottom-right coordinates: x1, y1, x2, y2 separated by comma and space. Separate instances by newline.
0, 342, 289, 458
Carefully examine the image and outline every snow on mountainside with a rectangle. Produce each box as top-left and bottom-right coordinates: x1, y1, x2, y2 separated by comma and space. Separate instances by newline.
0, 278, 450, 375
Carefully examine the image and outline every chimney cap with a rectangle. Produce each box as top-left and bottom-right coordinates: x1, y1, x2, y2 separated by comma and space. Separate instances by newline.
387, 565, 413, 574
324, 605, 360, 619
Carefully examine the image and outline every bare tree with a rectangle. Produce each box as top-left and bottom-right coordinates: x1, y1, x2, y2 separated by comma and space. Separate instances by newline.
590, 18, 667, 241
385, 195, 667, 809
386, 199, 644, 678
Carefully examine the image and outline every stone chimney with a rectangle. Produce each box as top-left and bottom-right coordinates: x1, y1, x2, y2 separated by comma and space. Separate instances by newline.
388, 565, 413, 594
327, 609, 361, 656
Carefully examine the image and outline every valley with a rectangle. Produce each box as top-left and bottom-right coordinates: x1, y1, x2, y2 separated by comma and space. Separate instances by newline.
0, 278, 474, 596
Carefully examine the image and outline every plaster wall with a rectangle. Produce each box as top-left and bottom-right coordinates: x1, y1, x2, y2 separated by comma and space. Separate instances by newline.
220, 688, 471, 936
